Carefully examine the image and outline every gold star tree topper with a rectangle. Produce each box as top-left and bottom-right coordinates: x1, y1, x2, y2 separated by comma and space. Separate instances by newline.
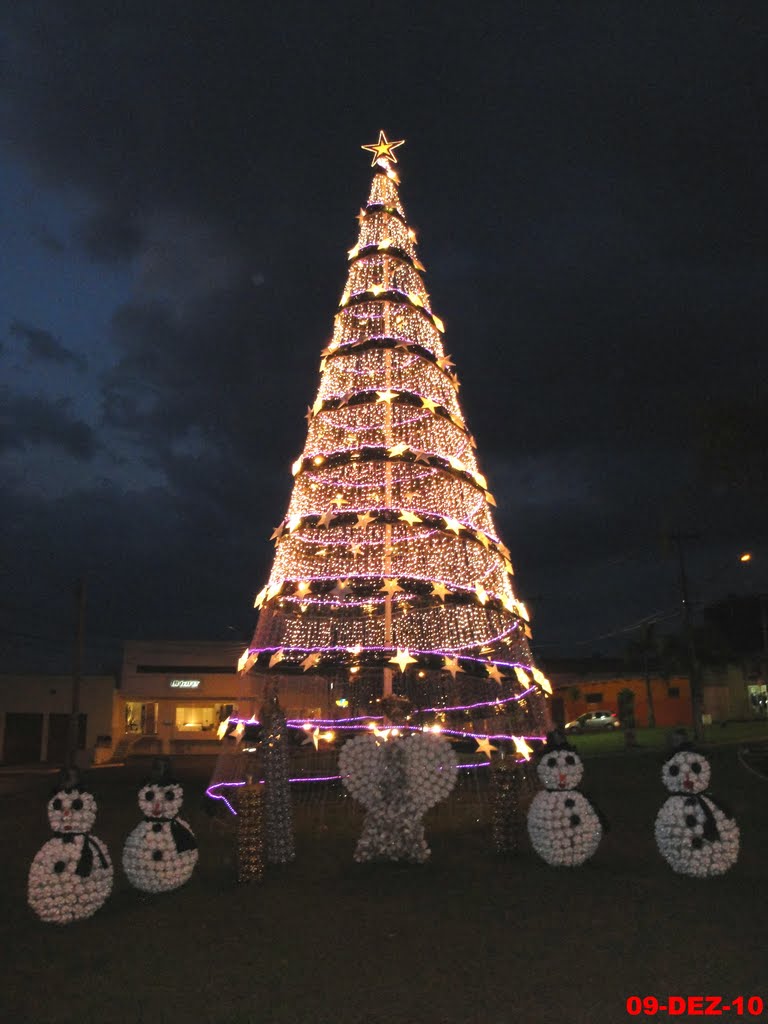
361, 130, 405, 167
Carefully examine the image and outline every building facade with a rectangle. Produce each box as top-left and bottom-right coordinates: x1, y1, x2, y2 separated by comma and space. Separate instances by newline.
117, 640, 341, 755
3, 648, 763, 764
545, 657, 768, 729
116, 641, 247, 756
0, 674, 115, 764
544, 658, 692, 729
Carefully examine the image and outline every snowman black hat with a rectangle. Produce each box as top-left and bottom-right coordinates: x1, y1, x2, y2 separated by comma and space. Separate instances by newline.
663, 731, 707, 764
49, 765, 89, 798
143, 757, 180, 788
538, 729, 576, 755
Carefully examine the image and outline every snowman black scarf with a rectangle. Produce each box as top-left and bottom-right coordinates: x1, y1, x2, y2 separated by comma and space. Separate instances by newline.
53, 833, 110, 877
683, 794, 722, 843
143, 816, 198, 853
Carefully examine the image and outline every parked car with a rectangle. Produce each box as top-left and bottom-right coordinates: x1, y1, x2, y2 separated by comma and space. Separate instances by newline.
564, 710, 621, 734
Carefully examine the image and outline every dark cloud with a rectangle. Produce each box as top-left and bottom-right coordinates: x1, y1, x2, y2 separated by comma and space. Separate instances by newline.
1, 1, 767, 667
34, 227, 66, 254
77, 205, 143, 263
0, 392, 96, 458
9, 319, 87, 370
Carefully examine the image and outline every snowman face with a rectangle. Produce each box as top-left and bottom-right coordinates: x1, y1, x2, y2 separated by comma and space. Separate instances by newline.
661, 750, 710, 794
47, 788, 97, 833
536, 749, 584, 790
138, 782, 184, 819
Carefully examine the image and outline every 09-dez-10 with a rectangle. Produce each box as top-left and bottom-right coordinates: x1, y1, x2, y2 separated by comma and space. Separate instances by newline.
626, 996, 764, 1016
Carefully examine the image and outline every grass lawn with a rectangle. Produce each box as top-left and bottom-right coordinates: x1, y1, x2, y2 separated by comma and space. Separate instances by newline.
2, 743, 768, 1024
567, 719, 768, 758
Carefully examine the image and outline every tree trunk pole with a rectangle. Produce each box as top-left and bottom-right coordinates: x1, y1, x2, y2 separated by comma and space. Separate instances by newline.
67, 578, 86, 769
672, 534, 703, 742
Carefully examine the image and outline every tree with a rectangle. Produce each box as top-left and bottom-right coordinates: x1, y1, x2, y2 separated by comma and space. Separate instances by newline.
700, 595, 767, 662
617, 688, 636, 730
239, 133, 550, 736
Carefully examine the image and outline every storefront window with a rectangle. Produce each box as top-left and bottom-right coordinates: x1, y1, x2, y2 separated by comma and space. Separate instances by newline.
125, 702, 158, 735
174, 704, 234, 733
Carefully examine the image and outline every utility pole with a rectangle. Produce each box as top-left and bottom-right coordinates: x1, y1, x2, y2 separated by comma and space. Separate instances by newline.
66, 578, 86, 770
670, 533, 703, 742
640, 622, 657, 728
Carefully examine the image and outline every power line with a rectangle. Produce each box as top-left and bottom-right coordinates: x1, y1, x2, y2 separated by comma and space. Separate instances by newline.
532, 605, 682, 650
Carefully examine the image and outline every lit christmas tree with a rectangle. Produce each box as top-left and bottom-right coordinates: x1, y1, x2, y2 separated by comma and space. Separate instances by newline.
239, 132, 551, 739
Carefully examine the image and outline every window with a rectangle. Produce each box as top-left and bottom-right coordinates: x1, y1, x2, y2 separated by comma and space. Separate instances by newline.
585, 693, 603, 704
125, 702, 157, 735
174, 704, 233, 733
667, 687, 680, 698
136, 664, 237, 674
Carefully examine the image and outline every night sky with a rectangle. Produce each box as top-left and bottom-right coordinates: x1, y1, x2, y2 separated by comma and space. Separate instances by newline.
2, 2, 767, 673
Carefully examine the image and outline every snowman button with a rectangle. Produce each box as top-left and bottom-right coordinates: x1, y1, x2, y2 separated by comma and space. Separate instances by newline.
691, 837, 703, 850
54, 860, 66, 873
569, 814, 581, 827
564, 798, 575, 808
152, 850, 163, 862
685, 814, 697, 827
152, 823, 163, 833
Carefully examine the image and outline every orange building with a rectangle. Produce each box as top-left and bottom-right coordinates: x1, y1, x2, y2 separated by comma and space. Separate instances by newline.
544, 658, 692, 729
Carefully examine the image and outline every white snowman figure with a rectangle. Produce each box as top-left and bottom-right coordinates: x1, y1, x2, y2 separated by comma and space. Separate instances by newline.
27, 770, 113, 924
527, 734, 603, 866
655, 745, 739, 877
122, 760, 198, 893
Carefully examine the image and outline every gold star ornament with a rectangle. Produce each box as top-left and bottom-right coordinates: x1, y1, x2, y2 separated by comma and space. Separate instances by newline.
513, 735, 534, 761
237, 649, 256, 674
532, 667, 553, 695
398, 509, 422, 526
514, 666, 530, 688
362, 130, 405, 167
268, 648, 286, 668
388, 442, 410, 458
442, 656, 464, 679
485, 662, 505, 684
474, 736, 498, 759
389, 648, 418, 673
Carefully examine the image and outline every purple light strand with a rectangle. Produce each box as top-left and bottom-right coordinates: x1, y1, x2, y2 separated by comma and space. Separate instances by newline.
419, 686, 538, 714
229, 689, 537, 729
227, 715, 543, 744
206, 754, 534, 814
247, 644, 538, 674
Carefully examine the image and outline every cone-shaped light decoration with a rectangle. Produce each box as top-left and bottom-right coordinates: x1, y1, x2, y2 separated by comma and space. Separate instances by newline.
241, 134, 550, 733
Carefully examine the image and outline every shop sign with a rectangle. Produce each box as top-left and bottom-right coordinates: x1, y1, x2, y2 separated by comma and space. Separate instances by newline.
169, 679, 201, 689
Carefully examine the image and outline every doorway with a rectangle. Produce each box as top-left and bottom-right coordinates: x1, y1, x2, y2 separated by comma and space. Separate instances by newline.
3, 713, 43, 763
